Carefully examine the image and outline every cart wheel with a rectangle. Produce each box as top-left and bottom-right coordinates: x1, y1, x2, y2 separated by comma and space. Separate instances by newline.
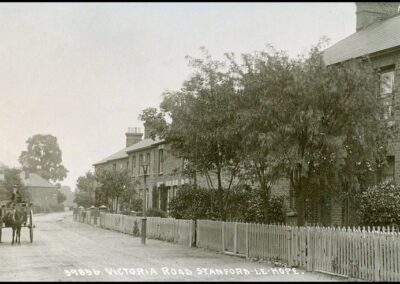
29, 210, 33, 243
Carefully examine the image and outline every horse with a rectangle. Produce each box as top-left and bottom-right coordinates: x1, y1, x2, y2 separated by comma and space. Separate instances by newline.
9, 207, 27, 245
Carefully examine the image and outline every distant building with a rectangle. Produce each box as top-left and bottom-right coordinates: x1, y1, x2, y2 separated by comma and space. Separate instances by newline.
0, 169, 59, 209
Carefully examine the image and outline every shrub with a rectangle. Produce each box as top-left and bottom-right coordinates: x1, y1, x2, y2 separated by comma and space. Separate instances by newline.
359, 180, 400, 227
266, 196, 286, 224
169, 185, 217, 220
146, 207, 167, 217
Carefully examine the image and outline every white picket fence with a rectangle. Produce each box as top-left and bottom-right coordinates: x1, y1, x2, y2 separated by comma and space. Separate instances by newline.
97, 213, 195, 247
196, 220, 400, 281
73, 210, 400, 281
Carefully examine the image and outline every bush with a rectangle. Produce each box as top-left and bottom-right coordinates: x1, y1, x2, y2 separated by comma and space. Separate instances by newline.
266, 196, 286, 224
169, 185, 218, 220
359, 180, 400, 227
146, 207, 167, 217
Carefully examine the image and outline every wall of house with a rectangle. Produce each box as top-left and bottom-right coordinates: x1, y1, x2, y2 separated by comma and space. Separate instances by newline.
28, 187, 58, 209
371, 51, 400, 181
128, 143, 187, 211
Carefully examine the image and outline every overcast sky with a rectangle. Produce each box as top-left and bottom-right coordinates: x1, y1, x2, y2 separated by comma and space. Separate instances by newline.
0, 3, 356, 191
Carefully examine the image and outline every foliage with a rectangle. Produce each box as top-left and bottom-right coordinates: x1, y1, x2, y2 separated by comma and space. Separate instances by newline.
169, 184, 285, 223
74, 171, 96, 208
226, 48, 292, 223
169, 185, 217, 220
140, 39, 390, 225
140, 47, 244, 220
265, 196, 286, 224
18, 134, 68, 182
57, 190, 67, 204
358, 180, 400, 227
146, 207, 167, 217
95, 169, 137, 213
1, 168, 31, 202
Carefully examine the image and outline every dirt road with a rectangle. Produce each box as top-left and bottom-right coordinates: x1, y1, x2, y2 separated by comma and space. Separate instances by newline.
0, 212, 344, 281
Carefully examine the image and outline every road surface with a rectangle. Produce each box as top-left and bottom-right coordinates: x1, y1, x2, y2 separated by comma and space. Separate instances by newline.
0, 212, 344, 281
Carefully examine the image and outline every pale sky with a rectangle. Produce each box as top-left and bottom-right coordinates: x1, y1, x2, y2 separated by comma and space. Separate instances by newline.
0, 3, 356, 191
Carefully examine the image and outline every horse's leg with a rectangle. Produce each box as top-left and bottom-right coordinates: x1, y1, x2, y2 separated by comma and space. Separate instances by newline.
18, 227, 21, 245
12, 228, 15, 245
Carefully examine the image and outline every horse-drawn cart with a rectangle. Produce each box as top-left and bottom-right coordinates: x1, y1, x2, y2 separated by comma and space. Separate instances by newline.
0, 202, 34, 243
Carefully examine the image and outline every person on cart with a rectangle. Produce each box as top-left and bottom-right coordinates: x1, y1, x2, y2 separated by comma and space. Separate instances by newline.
11, 187, 22, 204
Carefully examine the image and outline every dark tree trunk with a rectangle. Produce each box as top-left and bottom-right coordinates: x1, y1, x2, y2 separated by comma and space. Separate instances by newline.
217, 169, 225, 221
296, 189, 305, 226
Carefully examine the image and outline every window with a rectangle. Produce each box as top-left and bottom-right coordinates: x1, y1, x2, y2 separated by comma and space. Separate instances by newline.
139, 154, 143, 175
132, 155, 136, 174
380, 69, 395, 120
158, 149, 164, 174
126, 160, 129, 170
112, 163, 116, 171
382, 156, 395, 182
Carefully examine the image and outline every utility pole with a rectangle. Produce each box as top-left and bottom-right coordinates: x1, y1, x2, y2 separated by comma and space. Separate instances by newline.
141, 160, 149, 245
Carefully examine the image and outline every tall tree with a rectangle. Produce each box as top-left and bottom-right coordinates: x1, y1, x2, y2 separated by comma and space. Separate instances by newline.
74, 171, 96, 208
95, 169, 135, 213
140, 47, 244, 220
226, 48, 292, 223
275, 42, 391, 225
18, 134, 68, 182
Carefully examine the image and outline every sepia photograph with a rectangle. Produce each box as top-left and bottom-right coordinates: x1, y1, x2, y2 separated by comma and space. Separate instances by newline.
1, 2, 400, 282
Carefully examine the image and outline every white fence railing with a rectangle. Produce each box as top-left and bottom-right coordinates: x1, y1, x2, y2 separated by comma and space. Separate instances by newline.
196, 220, 400, 281
74, 210, 400, 281
96, 212, 194, 247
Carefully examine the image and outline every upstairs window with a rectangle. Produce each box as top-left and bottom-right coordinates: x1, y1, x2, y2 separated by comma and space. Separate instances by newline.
158, 149, 164, 174
139, 154, 143, 175
132, 155, 136, 174
379, 69, 395, 121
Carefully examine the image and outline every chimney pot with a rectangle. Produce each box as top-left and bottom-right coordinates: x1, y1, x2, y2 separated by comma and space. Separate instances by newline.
356, 2, 400, 31
125, 127, 143, 147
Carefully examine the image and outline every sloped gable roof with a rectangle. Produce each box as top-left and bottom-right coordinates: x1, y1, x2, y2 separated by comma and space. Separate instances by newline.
323, 14, 400, 65
0, 172, 57, 188
21, 172, 57, 188
93, 137, 163, 166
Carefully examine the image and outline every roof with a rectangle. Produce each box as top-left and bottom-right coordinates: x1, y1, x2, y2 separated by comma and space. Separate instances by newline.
0, 172, 57, 188
93, 137, 163, 166
323, 14, 400, 65
21, 172, 57, 188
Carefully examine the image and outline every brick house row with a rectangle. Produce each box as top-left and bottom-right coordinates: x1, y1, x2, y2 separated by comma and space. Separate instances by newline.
93, 124, 251, 214
93, 127, 216, 213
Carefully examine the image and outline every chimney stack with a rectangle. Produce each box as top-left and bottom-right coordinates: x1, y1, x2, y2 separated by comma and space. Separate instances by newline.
356, 2, 400, 31
125, 127, 143, 147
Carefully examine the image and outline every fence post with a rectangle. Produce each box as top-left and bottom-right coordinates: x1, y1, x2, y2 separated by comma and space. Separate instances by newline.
287, 226, 292, 268
189, 220, 193, 247
234, 222, 238, 255
374, 234, 380, 281
246, 223, 249, 259
306, 226, 313, 272
222, 221, 225, 253
196, 220, 200, 247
